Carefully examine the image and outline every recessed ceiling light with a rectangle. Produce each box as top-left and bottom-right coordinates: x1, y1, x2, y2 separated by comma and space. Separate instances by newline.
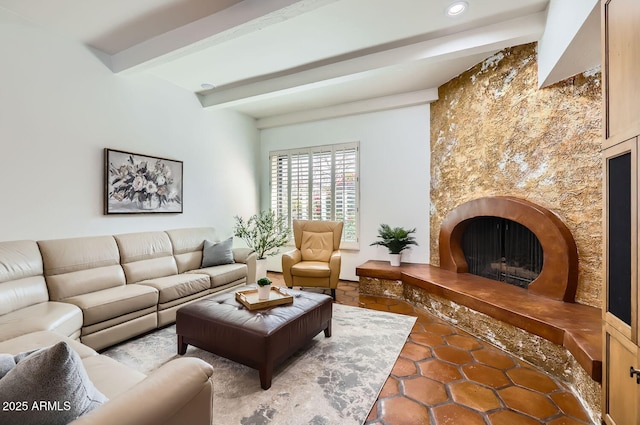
200, 83, 216, 90
446, 1, 468, 17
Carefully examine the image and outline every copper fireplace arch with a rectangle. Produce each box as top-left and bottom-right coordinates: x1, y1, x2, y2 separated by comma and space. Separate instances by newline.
438, 196, 578, 302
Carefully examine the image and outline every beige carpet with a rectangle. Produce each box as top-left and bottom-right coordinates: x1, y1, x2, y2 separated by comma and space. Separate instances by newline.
102, 303, 416, 425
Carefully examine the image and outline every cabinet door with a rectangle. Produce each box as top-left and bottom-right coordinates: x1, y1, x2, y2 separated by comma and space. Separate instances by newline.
603, 139, 638, 425
603, 0, 640, 142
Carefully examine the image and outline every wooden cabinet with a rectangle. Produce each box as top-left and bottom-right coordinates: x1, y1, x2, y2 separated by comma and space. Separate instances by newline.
603, 0, 640, 145
602, 0, 640, 424
603, 138, 638, 425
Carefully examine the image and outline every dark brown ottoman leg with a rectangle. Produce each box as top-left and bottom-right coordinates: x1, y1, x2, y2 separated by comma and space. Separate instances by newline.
177, 335, 187, 355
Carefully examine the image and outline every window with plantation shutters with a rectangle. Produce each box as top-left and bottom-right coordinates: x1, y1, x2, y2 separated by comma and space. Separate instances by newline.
269, 142, 359, 246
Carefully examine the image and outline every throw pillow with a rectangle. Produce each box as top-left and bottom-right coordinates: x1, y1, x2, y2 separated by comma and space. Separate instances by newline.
300, 231, 334, 262
201, 237, 235, 267
0, 349, 38, 379
0, 353, 15, 379
0, 341, 108, 425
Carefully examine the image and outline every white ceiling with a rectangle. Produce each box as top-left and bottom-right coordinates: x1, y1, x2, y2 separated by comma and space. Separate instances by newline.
0, 0, 600, 126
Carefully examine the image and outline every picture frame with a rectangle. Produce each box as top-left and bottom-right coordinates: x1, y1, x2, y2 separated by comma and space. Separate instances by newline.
104, 148, 183, 214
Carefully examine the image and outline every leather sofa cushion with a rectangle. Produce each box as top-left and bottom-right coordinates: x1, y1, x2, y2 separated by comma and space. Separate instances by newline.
38, 236, 121, 276
0, 240, 48, 315
0, 330, 97, 359
0, 276, 49, 316
46, 265, 127, 301
291, 261, 331, 278
39, 236, 126, 300
0, 302, 82, 341
166, 227, 218, 273
64, 285, 158, 326
187, 263, 246, 288
136, 274, 210, 304
0, 240, 43, 283
122, 257, 178, 285
115, 232, 179, 283
300, 231, 333, 262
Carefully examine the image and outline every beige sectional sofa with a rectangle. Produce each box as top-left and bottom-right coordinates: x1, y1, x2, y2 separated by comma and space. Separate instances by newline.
0, 227, 257, 424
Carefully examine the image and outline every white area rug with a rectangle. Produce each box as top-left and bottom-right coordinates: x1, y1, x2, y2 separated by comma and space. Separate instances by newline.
102, 303, 416, 425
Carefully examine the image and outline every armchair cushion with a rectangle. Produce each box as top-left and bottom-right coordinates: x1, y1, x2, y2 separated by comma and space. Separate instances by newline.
201, 237, 234, 267
300, 231, 333, 262
291, 261, 331, 278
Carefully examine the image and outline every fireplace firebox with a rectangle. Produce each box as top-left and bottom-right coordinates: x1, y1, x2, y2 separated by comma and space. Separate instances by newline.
461, 217, 543, 289
439, 196, 578, 302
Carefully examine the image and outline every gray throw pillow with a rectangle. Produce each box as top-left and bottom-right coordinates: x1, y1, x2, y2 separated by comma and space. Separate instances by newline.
202, 237, 235, 267
0, 353, 15, 379
0, 341, 108, 425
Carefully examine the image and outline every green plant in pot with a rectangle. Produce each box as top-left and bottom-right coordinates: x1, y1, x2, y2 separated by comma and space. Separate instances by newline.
234, 210, 291, 279
256, 277, 272, 300
370, 224, 418, 266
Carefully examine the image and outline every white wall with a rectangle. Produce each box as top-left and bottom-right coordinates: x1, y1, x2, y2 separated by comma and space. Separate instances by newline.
0, 10, 259, 241
260, 106, 431, 281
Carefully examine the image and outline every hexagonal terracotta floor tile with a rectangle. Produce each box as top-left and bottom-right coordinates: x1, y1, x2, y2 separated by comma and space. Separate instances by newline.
400, 342, 433, 361
433, 345, 474, 365
444, 334, 484, 351
379, 376, 400, 398
462, 363, 510, 388
550, 392, 591, 422
471, 348, 516, 370
432, 403, 486, 425
418, 359, 463, 383
488, 410, 541, 425
498, 386, 559, 419
379, 397, 431, 425
423, 322, 456, 336
391, 357, 418, 377
449, 381, 501, 412
403, 376, 449, 405
411, 331, 445, 347
507, 367, 559, 393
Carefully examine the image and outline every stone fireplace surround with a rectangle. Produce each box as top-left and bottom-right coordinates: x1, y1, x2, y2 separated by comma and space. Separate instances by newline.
356, 196, 602, 420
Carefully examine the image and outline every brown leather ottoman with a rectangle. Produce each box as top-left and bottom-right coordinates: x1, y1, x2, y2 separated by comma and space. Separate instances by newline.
175, 286, 332, 389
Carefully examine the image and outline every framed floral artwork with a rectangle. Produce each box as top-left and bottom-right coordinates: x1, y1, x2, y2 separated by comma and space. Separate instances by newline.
104, 149, 183, 214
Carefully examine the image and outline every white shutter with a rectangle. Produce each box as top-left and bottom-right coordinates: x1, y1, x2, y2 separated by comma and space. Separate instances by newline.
290, 152, 310, 221
311, 148, 333, 221
269, 142, 359, 244
270, 153, 288, 221
334, 145, 358, 243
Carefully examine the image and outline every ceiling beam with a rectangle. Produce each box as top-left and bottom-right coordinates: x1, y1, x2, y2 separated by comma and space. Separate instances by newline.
198, 11, 546, 110
109, 0, 339, 74
255, 88, 439, 129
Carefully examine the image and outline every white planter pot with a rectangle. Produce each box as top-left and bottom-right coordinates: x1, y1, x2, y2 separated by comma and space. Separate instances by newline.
389, 253, 401, 267
256, 258, 268, 280
257, 284, 271, 300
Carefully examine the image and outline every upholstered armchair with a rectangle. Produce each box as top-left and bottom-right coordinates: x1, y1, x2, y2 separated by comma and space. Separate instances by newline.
281, 220, 343, 300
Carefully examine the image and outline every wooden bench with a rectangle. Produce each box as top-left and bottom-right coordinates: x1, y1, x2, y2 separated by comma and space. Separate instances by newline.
356, 260, 602, 383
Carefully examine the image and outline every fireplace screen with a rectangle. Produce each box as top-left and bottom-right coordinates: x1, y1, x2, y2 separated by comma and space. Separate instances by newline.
461, 217, 543, 288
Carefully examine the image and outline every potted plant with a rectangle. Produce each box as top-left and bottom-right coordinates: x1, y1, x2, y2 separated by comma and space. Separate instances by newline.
370, 224, 418, 266
234, 210, 291, 279
256, 277, 272, 300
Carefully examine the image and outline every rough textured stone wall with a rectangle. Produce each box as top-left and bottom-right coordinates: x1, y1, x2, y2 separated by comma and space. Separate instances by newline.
430, 43, 602, 307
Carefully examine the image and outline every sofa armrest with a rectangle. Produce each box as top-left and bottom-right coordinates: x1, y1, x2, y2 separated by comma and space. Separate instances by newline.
281, 249, 301, 287
233, 248, 256, 283
70, 358, 213, 425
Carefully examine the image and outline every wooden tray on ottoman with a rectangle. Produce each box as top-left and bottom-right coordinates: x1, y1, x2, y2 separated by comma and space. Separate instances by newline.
235, 286, 294, 310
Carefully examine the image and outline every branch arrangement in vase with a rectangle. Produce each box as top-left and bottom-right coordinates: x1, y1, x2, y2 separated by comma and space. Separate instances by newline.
233, 210, 291, 259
